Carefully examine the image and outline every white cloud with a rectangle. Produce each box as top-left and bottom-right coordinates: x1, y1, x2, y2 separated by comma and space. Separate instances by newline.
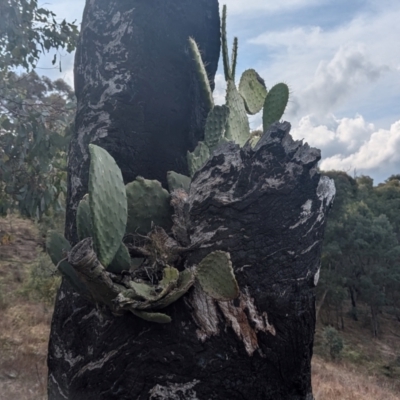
213, 74, 227, 105
223, 0, 324, 15
248, 5, 400, 123
290, 116, 400, 182
289, 44, 388, 119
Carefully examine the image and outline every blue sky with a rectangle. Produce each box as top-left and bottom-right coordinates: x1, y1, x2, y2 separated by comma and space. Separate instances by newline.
38, 0, 400, 183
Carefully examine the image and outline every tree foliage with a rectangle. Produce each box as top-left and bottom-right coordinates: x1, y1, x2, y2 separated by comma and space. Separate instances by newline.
0, 0, 79, 218
0, 0, 79, 71
318, 172, 400, 336
0, 71, 75, 218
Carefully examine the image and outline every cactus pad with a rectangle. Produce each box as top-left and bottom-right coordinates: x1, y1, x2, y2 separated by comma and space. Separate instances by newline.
108, 243, 131, 274
152, 269, 195, 309
204, 105, 230, 151
76, 194, 92, 241
88, 144, 127, 267
187, 141, 211, 177
196, 251, 239, 301
225, 80, 250, 146
262, 82, 289, 131
239, 69, 268, 115
125, 177, 173, 235
131, 309, 172, 323
167, 171, 191, 193
188, 37, 214, 112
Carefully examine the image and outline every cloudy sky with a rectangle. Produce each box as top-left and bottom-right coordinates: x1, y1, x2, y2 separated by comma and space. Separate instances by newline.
39, 0, 400, 184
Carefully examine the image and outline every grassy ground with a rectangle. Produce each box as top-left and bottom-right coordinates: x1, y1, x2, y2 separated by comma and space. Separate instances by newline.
0, 215, 399, 399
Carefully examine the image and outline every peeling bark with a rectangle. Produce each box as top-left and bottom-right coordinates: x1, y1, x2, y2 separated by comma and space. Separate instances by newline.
48, 1, 335, 399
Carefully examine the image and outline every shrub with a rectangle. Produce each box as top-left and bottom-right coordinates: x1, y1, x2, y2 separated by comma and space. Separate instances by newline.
322, 326, 344, 361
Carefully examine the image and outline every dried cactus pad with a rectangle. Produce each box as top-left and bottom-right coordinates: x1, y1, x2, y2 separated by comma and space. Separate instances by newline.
262, 82, 289, 131
167, 171, 191, 193
204, 105, 230, 151
46, 231, 88, 295
88, 144, 127, 267
125, 177, 173, 235
196, 251, 239, 301
238, 69, 267, 115
76, 194, 92, 241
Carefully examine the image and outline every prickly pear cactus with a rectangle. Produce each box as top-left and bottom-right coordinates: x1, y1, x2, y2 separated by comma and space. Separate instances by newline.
204, 105, 230, 151
262, 82, 289, 131
188, 37, 214, 113
108, 243, 131, 274
187, 3, 290, 177
46, 231, 88, 295
125, 176, 173, 235
238, 69, 268, 115
196, 251, 239, 301
225, 80, 250, 146
89, 144, 127, 267
167, 171, 191, 193
130, 310, 172, 324
76, 194, 92, 241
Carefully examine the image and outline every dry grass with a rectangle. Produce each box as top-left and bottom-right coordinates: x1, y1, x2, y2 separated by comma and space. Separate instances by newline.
312, 356, 400, 399
0, 215, 400, 399
0, 215, 54, 400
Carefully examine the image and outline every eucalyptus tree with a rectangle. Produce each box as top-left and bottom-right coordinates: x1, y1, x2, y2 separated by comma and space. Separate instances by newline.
0, 0, 79, 218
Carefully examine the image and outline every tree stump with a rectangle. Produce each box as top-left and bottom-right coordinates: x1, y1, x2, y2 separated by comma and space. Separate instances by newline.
47, 1, 335, 399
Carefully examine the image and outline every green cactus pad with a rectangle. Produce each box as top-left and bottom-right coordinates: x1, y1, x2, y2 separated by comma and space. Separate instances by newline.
152, 269, 195, 309
231, 37, 238, 81
131, 309, 172, 323
129, 266, 179, 304
167, 171, 191, 193
187, 141, 211, 177
196, 251, 239, 301
225, 80, 250, 147
159, 266, 179, 289
46, 231, 88, 295
188, 37, 214, 112
88, 144, 127, 267
76, 194, 92, 241
107, 243, 131, 274
238, 69, 268, 115
221, 5, 232, 81
125, 177, 173, 235
204, 105, 230, 151
262, 82, 289, 131
129, 281, 159, 301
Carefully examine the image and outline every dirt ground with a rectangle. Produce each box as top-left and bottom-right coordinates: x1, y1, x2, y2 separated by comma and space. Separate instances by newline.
0, 216, 50, 400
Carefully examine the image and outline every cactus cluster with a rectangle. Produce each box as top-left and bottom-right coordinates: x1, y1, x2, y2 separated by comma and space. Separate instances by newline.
47, 145, 239, 323
187, 4, 290, 175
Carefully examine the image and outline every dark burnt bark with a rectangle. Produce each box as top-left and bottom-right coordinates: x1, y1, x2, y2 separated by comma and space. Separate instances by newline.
48, 122, 334, 400
48, 2, 335, 399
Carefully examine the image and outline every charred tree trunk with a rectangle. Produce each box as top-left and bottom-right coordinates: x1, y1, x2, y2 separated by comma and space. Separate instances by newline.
47, 2, 335, 399
65, 0, 220, 244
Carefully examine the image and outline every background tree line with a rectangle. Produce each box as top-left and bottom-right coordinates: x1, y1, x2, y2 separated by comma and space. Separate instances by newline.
317, 171, 400, 337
